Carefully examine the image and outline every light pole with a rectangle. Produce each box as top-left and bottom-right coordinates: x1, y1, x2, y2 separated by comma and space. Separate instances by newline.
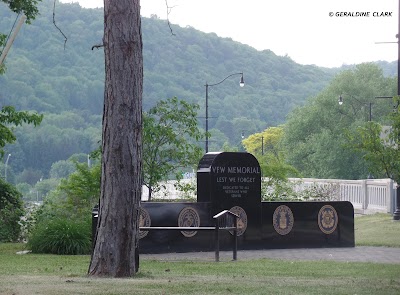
205, 72, 244, 153
338, 95, 394, 121
4, 153, 11, 182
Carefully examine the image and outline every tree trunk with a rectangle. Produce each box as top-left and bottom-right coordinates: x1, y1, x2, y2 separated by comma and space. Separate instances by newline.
88, 0, 143, 277
148, 185, 152, 201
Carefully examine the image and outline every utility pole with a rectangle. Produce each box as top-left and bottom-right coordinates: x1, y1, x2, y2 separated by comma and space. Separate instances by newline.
393, 0, 400, 221
0, 15, 26, 66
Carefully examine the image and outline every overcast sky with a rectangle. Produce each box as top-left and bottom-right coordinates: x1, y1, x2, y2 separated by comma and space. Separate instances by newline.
61, 0, 398, 68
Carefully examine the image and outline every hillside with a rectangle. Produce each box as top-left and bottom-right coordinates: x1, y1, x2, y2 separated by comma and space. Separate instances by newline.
0, 0, 394, 180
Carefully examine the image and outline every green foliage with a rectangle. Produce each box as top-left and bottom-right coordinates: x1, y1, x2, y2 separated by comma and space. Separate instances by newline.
10, 112, 101, 176
58, 161, 100, 211
0, 178, 24, 241
282, 63, 396, 179
261, 178, 297, 201
49, 159, 76, 179
1, 0, 41, 22
296, 182, 341, 201
27, 157, 99, 255
143, 97, 203, 200
0, 0, 338, 178
243, 127, 299, 201
261, 179, 341, 202
28, 217, 91, 254
33, 160, 100, 228
0, 1, 397, 184
243, 126, 298, 178
173, 178, 197, 201
0, 106, 42, 157
346, 96, 400, 183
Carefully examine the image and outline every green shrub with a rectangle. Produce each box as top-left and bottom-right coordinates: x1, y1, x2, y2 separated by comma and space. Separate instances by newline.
28, 218, 91, 255
0, 180, 24, 242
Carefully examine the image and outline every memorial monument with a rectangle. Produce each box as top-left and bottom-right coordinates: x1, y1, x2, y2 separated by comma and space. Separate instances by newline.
93, 152, 355, 253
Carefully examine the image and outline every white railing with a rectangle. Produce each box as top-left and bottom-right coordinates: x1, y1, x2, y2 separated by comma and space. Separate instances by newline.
142, 178, 397, 214
142, 178, 197, 201
288, 178, 396, 213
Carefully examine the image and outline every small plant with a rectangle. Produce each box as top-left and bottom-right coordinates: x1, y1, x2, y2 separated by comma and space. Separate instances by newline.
261, 178, 340, 202
28, 217, 91, 255
297, 182, 341, 201
174, 178, 197, 201
261, 178, 300, 201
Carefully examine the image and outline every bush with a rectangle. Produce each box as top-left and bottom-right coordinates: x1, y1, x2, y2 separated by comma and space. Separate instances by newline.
0, 180, 24, 242
28, 217, 91, 255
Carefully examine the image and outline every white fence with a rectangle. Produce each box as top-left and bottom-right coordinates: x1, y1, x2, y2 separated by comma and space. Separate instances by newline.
288, 178, 397, 214
142, 178, 397, 214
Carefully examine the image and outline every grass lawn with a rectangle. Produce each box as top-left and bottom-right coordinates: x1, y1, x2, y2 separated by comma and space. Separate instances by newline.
355, 213, 400, 247
0, 214, 399, 295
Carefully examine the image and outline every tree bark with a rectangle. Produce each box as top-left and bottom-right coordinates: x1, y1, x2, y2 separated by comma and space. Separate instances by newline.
88, 0, 143, 277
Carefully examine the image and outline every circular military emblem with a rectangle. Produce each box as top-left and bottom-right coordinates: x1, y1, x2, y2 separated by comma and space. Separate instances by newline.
138, 208, 151, 239
273, 205, 294, 235
229, 206, 248, 236
318, 205, 338, 234
178, 207, 200, 237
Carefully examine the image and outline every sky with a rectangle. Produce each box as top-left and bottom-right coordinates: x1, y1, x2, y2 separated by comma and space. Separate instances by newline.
61, 0, 399, 68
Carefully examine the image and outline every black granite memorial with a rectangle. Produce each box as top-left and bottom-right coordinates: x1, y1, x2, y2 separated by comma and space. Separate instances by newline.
92, 152, 355, 253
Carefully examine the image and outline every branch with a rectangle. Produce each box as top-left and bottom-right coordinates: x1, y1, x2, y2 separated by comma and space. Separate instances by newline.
53, 0, 67, 49
91, 44, 105, 50
165, 0, 176, 36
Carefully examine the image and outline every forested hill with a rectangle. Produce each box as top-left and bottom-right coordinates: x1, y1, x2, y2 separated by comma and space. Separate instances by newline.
0, 0, 336, 123
0, 0, 396, 179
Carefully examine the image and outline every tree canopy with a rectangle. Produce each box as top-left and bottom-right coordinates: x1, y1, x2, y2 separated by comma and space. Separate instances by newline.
282, 63, 397, 180
143, 97, 203, 200
347, 96, 400, 182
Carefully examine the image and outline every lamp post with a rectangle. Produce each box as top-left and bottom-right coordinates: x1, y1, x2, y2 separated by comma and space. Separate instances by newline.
205, 72, 244, 153
4, 153, 11, 182
393, 0, 400, 220
338, 95, 395, 121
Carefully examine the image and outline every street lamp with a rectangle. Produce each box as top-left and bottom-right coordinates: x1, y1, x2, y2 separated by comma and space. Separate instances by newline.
338, 95, 395, 121
4, 153, 11, 182
205, 72, 244, 153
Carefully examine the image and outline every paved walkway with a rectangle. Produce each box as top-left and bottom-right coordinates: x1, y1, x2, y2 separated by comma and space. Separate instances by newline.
141, 247, 400, 264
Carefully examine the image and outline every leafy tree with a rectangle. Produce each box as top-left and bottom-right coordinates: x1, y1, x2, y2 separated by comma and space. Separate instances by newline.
0, 178, 24, 241
143, 97, 203, 200
15, 167, 42, 185
242, 127, 299, 201
0, 106, 42, 157
0, 0, 339, 160
347, 96, 400, 182
16, 182, 31, 198
49, 159, 77, 179
1, 1, 43, 165
32, 159, 100, 224
1, 0, 41, 22
242, 127, 298, 178
282, 63, 395, 179
58, 161, 100, 213
1, 0, 41, 73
